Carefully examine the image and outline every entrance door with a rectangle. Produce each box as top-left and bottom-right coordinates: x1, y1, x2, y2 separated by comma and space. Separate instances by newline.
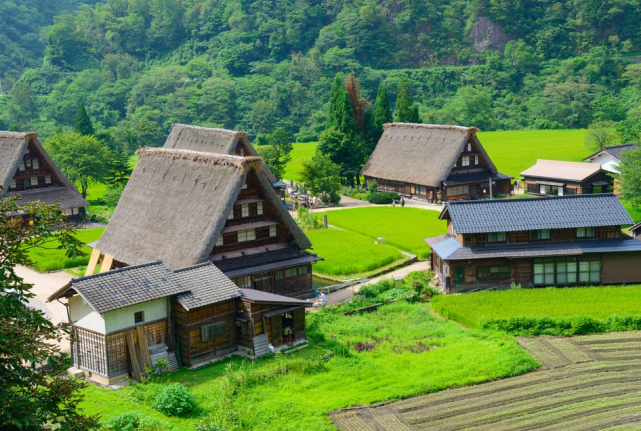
453, 268, 464, 286
253, 272, 272, 292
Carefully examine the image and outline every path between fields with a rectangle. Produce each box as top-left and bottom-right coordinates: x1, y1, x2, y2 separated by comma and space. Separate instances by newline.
331, 331, 641, 430
288, 195, 442, 218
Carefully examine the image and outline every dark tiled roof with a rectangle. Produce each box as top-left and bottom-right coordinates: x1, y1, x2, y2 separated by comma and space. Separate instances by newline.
68, 262, 189, 314
631, 222, 641, 233
240, 288, 309, 304
211, 247, 321, 273
174, 262, 241, 310
428, 235, 463, 259
444, 170, 512, 185
444, 194, 633, 234
603, 144, 638, 160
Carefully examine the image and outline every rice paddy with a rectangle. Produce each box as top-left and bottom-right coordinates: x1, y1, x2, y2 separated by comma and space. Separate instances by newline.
432, 285, 641, 335
26, 227, 105, 272
316, 207, 447, 259
306, 228, 405, 277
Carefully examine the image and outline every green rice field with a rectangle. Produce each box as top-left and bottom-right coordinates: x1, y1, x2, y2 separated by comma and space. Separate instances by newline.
306, 228, 405, 277
316, 207, 447, 259
26, 227, 104, 272
282, 142, 318, 182
80, 302, 538, 430
432, 285, 641, 336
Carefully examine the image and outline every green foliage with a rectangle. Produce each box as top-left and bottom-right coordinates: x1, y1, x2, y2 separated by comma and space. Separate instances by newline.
367, 191, 401, 204
26, 228, 105, 272
153, 383, 197, 417
294, 207, 322, 232
101, 412, 171, 430
73, 103, 95, 136
105, 152, 133, 188
103, 186, 124, 208
373, 83, 392, 141
299, 150, 341, 197
368, 179, 378, 194
432, 285, 641, 336
395, 77, 419, 123
584, 121, 621, 152
618, 147, 641, 209
257, 128, 293, 181
7, 80, 38, 129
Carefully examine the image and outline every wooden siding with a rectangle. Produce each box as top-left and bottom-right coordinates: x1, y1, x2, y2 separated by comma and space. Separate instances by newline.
274, 272, 313, 297
602, 252, 641, 284
524, 171, 614, 196
72, 326, 107, 376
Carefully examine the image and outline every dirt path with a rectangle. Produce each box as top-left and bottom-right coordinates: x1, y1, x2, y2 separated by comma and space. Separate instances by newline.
331, 331, 641, 430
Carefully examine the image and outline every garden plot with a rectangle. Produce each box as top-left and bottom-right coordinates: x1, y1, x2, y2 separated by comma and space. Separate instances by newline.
332, 331, 641, 431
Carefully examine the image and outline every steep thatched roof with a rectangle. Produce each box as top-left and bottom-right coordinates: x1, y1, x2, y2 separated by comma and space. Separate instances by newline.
164, 124, 278, 182
359, 123, 498, 187
95, 149, 310, 269
0, 131, 88, 209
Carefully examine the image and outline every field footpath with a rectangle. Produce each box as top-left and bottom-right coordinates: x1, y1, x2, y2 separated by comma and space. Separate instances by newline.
331, 331, 641, 430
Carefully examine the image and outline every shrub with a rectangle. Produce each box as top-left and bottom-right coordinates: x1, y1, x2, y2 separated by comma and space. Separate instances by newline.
367, 192, 400, 204
359, 278, 395, 299
153, 383, 197, 417
368, 180, 378, 193
295, 207, 322, 231
101, 412, 171, 430
129, 383, 165, 406
328, 191, 341, 204
103, 186, 124, 207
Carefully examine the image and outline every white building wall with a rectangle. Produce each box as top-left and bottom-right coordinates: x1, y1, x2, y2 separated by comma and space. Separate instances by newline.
103, 297, 169, 334
69, 295, 106, 334
589, 154, 620, 173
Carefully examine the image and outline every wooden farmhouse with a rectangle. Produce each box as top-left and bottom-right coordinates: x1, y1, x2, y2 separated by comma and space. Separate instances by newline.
48, 261, 308, 385
360, 123, 513, 202
583, 144, 638, 174
88, 147, 321, 298
520, 159, 614, 196
426, 194, 641, 293
0, 131, 88, 220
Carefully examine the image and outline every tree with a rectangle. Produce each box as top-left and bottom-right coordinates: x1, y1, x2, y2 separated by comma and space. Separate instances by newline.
395, 77, 420, 123
72, 104, 95, 136
8, 81, 38, 128
317, 127, 361, 185
584, 121, 621, 152
437, 86, 497, 130
326, 75, 356, 138
373, 82, 392, 140
46, 132, 111, 198
344, 73, 369, 136
256, 128, 293, 180
104, 152, 133, 188
618, 147, 641, 208
299, 151, 341, 197
0, 195, 98, 430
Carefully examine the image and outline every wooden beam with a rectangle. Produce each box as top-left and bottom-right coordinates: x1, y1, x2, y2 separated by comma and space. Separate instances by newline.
100, 253, 114, 273
85, 248, 101, 276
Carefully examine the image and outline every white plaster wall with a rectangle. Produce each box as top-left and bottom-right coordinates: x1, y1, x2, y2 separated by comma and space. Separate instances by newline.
590, 154, 620, 173
69, 295, 106, 334
103, 297, 168, 334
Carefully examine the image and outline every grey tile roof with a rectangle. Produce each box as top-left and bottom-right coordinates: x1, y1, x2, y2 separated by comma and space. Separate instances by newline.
174, 262, 241, 310
444, 194, 633, 234
428, 236, 463, 259
584, 144, 639, 161
69, 261, 189, 314
240, 288, 309, 304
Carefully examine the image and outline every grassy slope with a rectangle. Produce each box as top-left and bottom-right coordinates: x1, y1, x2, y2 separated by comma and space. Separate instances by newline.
477, 129, 589, 178
316, 207, 447, 259
306, 228, 404, 277
85, 155, 138, 215
282, 142, 318, 182
26, 227, 105, 272
80, 302, 538, 430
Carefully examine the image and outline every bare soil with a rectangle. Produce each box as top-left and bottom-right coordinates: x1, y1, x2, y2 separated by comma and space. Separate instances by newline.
331, 331, 641, 430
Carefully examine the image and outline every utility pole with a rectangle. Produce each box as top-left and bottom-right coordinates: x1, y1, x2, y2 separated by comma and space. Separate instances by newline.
489, 177, 493, 199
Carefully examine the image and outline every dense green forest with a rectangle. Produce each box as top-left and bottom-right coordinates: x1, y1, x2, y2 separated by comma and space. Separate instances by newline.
3, 0, 641, 150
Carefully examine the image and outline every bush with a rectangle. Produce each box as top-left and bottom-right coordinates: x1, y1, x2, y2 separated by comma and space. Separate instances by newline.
103, 186, 124, 207
295, 207, 322, 231
368, 180, 378, 194
367, 191, 401, 204
153, 383, 197, 417
101, 412, 171, 430
328, 191, 341, 204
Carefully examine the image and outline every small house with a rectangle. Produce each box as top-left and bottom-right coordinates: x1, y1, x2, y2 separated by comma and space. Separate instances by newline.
88, 148, 321, 298
583, 144, 638, 173
520, 159, 613, 195
360, 123, 513, 202
0, 131, 88, 220
426, 194, 641, 293
48, 261, 309, 385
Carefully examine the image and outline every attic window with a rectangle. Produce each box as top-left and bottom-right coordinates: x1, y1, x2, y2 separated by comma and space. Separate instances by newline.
228, 210, 233, 220
257, 202, 263, 215
242, 204, 249, 217
134, 311, 144, 324
18, 161, 25, 171
33, 159, 39, 170
474, 156, 478, 165
10, 180, 16, 189
45, 175, 52, 184
201, 322, 225, 342
241, 182, 247, 190
467, 143, 471, 152
216, 236, 223, 246
462, 157, 470, 167
238, 229, 256, 242
269, 225, 277, 237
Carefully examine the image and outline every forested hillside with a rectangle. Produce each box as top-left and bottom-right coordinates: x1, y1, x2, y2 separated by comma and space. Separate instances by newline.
3, 0, 641, 149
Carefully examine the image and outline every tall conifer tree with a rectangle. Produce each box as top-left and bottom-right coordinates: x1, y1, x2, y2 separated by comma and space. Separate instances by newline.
373, 82, 392, 140
73, 103, 95, 136
395, 77, 420, 123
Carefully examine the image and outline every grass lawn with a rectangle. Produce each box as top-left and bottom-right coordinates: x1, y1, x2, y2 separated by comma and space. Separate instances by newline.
316, 207, 447, 259
26, 227, 104, 272
478, 129, 588, 178
282, 142, 318, 182
79, 302, 538, 430
85, 155, 138, 215
622, 200, 641, 224
432, 285, 641, 336
306, 228, 405, 278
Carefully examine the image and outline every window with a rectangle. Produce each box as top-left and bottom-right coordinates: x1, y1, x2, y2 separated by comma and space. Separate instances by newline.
275, 270, 284, 280
10, 180, 16, 189
72, 208, 79, 215
474, 155, 478, 165
269, 225, 277, 237
233, 276, 251, 288
487, 232, 507, 243
201, 322, 225, 341
477, 266, 510, 279
462, 156, 470, 166
448, 185, 469, 196
241, 204, 249, 217
63, 208, 72, 215
24, 178, 31, 187
556, 258, 577, 285
532, 230, 551, 241
25, 160, 31, 168
134, 311, 144, 324
237, 229, 256, 242
298, 265, 309, 275
228, 210, 234, 220
33, 159, 39, 170
467, 143, 472, 151
239, 148, 245, 156
534, 259, 555, 285
579, 261, 601, 284
241, 182, 247, 190
18, 161, 25, 171
576, 227, 596, 238
45, 175, 51, 184
30, 177, 38, 186
257, 202, 263, 215
285, 267, 297, 277
539, 184, 548, 194
215, 236, 223, 246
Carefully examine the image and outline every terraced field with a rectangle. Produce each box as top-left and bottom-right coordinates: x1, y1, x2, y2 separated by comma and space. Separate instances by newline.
331, 331, 641, 430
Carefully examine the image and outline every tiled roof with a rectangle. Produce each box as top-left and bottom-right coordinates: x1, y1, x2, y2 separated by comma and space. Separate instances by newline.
211, 246, 321, 273
240, 288, 309, 304
443, 194, 633, 234
174, 262, 241, 310
428, 236, 463, 259
67, 262, 189, 314
584, 144, 639, 162
520, 159, 602, 181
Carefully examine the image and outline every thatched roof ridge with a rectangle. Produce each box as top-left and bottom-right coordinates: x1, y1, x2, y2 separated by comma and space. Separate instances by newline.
360, 123, 497, 187
96, 149, 310, 269
163, 124, 278, 182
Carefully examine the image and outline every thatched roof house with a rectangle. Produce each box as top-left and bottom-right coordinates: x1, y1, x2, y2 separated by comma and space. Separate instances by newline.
0, 131, 88, 218
91, 148, 319, 298
164, 124, 278, 183
360, 123, 512, 202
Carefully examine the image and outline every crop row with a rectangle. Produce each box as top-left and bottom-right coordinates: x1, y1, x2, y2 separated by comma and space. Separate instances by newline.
547, 339, 592, 363
520, 340, 566, 366
372, 413, 412, 431
332, 411, 374, 431
582, 341, 641, 351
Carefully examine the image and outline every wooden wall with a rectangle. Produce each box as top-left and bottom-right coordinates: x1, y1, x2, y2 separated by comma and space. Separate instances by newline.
602, 252, 641, 284
462, 226, 621, 246
274, 272, 313, 297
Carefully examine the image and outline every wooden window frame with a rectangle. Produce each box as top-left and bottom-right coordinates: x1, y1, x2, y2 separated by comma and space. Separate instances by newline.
487, 232, 507, 243
201, 322, 226, 342
532, 229, 551, 241
477, 265, 510, 279
576, 227, 596, 239
134, 311, 144, 324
